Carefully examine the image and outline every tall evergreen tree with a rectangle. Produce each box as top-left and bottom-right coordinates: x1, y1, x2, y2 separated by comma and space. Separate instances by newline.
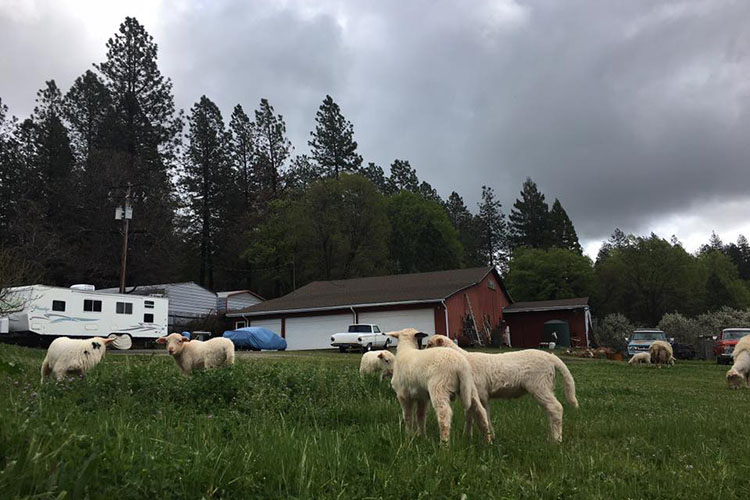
418, 181, 442, 204
388, 159, 419, 192
228, 104, 255, 210
476, 186, 509, 269
509, 177, 551, 250
63, 70, 112, 166
549, 199, 582, 254
308, 95, 361, 178
181, 96, 233, 289
95, 16, 183, 285
445, 191, 483, 267
0, 98, 18, 245
252, 98, 291, 202
360, 162, 392, 194
724, 235, 750, 281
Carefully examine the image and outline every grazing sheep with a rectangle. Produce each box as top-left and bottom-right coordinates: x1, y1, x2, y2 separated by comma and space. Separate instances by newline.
156, 333, 235, 376
41, 336, 115, 382
628, 352, 651, 365
387, 328, 492, 444
726, 335, 750, 389
426, 335, 578, 443
649, 340, 675, 367
359, 350, 395, 380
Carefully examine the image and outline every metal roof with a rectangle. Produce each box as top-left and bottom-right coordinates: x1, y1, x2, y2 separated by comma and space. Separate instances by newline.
227, 267, 507, 317
503, 297, 589, 313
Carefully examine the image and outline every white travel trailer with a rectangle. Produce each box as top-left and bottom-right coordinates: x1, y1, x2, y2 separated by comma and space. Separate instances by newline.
3, 285, 168, 344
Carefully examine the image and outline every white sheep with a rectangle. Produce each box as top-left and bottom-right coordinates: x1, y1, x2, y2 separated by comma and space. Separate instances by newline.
41, 336, 115, 382
649, 340, 675, 367
156, 333, 235, 376
387, 328, 492, 444
426, 335, 578, 443
359, 350, 395, 380
628, 352, 651, 365
726, 335, 750, 389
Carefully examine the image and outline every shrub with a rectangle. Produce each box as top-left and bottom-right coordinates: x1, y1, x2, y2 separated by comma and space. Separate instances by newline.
658, 312, 701, 344
595, 313, 633, 351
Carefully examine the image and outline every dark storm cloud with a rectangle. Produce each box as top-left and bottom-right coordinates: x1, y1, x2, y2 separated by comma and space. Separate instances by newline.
3, 0, 750, 252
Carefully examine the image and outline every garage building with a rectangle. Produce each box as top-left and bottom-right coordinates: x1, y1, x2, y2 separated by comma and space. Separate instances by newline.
503, 297, 592, 348
226, 267, 511, 350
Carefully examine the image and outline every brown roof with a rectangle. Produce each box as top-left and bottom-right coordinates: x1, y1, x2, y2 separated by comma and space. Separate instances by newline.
503, 297, 589, 313
228, 267, 505, 317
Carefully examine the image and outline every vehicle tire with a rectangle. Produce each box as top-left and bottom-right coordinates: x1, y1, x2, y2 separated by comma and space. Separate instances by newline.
385, 339, 391, 349
338, 346, 347, 353
364, 343, 373, 352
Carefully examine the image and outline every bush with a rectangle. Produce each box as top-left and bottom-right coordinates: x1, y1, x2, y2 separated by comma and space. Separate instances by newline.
694, 306, 750, 337
595, 313, 632, 351
658, 312, 701, 344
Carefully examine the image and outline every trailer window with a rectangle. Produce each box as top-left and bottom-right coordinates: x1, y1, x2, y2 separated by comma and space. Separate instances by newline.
143, 313, 154, 323
52, 300, 66, 312
144, 300, 154, 309
236, 320, 247, 328
84, 299, 102, 312
116, 302, 133, 314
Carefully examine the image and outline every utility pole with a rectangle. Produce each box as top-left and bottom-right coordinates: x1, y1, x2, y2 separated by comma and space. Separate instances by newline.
115, 184, 133, 293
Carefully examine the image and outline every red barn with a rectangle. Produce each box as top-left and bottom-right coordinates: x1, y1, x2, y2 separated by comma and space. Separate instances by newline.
504, 297, 592, 348
226, 267, 512, 350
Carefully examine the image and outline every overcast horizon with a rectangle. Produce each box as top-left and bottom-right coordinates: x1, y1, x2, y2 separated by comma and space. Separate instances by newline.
2, 0, 749, 260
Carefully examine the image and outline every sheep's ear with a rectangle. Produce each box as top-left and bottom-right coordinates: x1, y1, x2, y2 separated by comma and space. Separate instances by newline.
156, 337, 167, 344
415, 332, 429, 339
386, 331, 400, 339
103, 337, 116, 345
180, 336, 189, 342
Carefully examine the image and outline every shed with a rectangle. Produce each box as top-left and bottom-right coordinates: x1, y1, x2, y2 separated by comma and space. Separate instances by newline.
503, 297, 592, 348
216, 290, 264, 314
226, 267, 512, 350
99, 282, 217, 329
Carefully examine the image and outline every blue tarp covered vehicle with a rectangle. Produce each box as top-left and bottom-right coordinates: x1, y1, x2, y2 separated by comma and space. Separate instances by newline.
223, 327, 287, 351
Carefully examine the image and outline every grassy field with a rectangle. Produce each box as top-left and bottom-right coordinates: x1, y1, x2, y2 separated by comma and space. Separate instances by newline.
1, 344, 750, 499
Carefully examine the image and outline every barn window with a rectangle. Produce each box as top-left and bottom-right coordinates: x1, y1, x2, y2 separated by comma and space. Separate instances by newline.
143, 313, 154, 323
84, 299, 102, 312
116, 302, 133, 314
488, 279, 496, 290
236, 320, 247, 328
52, 300, 66, 312
144, 300, 154, 309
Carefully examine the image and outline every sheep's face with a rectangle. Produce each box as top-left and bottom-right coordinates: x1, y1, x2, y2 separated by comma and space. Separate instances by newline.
90, 337, 115, 352
157, 333, 189, 356
726, 369, 743, 389
377, 352, 393, 366
425, 335, 452, 349
386, 328, 427, 348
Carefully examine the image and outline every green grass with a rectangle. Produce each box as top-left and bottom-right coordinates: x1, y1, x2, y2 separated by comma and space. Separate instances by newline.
1, 345, 749, 499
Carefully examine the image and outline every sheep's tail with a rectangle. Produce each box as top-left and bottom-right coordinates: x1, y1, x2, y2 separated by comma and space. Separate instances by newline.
458, 365, 477, 410
551, 355, 579, 408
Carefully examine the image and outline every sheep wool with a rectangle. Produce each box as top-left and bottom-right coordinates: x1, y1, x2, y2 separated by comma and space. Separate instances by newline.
41, 336, 115, 382
649, 340, 675, 367
359, 350, 395, 380
726, 335, 750, 389
628, 352, 651, 365
157, 333, 235, 376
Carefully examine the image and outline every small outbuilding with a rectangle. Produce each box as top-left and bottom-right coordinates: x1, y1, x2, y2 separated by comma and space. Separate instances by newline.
226, 267, 512, 350
216, 290, 264, 314
503, 297, 592, 348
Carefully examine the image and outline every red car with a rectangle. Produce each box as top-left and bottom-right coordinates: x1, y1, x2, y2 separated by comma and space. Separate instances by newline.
713, 328, 750, 364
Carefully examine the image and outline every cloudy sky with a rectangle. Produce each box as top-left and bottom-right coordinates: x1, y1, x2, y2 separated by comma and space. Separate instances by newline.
2, 0, 749, 258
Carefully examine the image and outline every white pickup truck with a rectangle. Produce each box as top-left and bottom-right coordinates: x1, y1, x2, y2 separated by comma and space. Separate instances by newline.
330, 324, 391, 352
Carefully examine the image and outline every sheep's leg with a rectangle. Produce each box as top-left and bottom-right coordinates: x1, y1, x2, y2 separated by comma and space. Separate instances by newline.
471, 399, 493, 444
397, 394, 414, 432
533, 390, 564, 443
464, 403, 473, 438
416, 399, 428, 435
40, 360, 51, 383
429, 386, 453, 444
483, 400, 495, 439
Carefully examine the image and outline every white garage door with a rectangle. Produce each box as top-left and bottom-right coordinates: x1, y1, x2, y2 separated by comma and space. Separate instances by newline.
248, 318, 282, 336
285, 313, 354, 350
358, 308, 436, 336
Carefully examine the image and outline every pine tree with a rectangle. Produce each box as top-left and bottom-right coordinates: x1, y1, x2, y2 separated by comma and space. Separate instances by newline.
388, 159, 419, 192
509, 177, 550, 250
228, 104, 255, 210
181, 96, 233, 289
477, 186, 509, 269
308, 95, 361, 178
285, 154, 323, 191
445, 191, 483, 267
63, 70, 112, 166
0, 98, 18, 245
418, 181, 442, 204
252, 98, 291, 201
360, 162, 392, 194
549, 199, 582, 254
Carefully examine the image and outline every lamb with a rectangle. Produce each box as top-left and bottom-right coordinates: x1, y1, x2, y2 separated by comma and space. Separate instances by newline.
649, 340, 675, 367
359, 350, 395, 380
726, 335, 750, 389
426, 334, 578, 443
156, 333, 235, 376
628, 352, 651, 365
41, 336, 115, 382
387, 328, 492, 444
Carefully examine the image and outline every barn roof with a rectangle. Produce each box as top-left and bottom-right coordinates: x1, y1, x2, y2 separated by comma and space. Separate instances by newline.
503, 297, 589, 314
227, 267, 508, 317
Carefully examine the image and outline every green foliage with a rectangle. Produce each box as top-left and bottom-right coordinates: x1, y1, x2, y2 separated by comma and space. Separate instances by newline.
308, 95, 362, 178
594, 313, 633, 350
477, 185, 509, 269
445, 191, 484, 267
509, 177, 551, 250
388, 159, 419, 192
387, 191, 462, 273
505, 247, 594, 301
2, 345, 750, 499
549, 199, 582, 254
252, 98, 290, 201
658, 312, 701, 345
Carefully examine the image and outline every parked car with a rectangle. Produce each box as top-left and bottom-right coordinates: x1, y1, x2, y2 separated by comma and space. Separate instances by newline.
626, 329, 668, 357
330, 324, 389, 352
713, 328, 750, 365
